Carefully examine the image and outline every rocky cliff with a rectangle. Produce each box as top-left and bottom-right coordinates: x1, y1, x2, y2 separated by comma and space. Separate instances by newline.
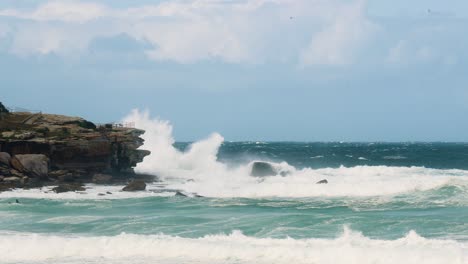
0, 105, 150, 191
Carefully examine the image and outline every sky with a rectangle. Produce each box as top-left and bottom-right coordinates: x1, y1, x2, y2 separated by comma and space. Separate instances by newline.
0, 0, 467, 141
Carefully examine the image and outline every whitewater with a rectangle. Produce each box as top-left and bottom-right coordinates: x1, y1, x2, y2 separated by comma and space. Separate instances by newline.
0, 109, 467, 264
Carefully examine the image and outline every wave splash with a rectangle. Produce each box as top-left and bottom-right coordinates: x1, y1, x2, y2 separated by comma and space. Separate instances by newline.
124, 110, 468, 198
0, 228, 466, 264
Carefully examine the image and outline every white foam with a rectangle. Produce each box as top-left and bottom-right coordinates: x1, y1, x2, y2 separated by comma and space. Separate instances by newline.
0, 228, 466, 264
0, 184, 174, 200
121, 110, 468, 198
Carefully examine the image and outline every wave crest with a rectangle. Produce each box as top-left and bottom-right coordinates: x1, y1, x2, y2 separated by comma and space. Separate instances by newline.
0, 228, 466, 264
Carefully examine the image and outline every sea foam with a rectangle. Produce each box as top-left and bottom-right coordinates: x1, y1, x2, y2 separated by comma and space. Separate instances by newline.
0, 228, 466, 264
121, 109, 468, 198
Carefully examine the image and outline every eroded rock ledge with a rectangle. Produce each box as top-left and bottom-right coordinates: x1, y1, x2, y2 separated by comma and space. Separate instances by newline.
0, 103, 151, 191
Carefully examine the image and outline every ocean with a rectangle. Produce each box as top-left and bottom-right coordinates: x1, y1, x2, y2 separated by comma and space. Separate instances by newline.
0, 111, 467, 264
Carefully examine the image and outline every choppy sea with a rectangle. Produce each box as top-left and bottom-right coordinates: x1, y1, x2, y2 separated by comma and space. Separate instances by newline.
0, 111, 467, 264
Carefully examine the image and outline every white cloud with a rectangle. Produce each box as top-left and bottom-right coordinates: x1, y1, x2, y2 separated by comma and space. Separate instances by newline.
300, 0, 377, 66
0, 0, 377, 65
0, 1, 106, 23
10, 25, 95, 56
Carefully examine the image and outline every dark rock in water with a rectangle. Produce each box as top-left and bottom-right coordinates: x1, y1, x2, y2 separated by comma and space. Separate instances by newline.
0, 102, 9, 114
0, 152, 11, 167
98, 193, 105, 196
175, 191, 188, 197
10, 154, 49, 179
24, 177, 43, 188
122, 180, 146, 191
316, 179, 328, 184
49, 170, 69, 178
92, 173, 113, 184
106, 191, 112, 195
52, 183, 86, 193
251, 161, 277, 177
58, 173, 75, 182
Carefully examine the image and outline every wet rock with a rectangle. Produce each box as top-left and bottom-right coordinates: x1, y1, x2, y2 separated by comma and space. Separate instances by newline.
0, 183, 14, 192
52, 183, 86, 193
10, 169, 26, 178
0, 167, 10, 176
57, 173, 74, 182
10, 154, 49, 178
251, 161, 277, 177
24, 177, 42, 188
175, 191, 188, 197
3, 176, 21, 183
2, 176, 24, 188
98, 193, 105, 196
0, 102, 9, 114
106, 191, 112, 195
92, 173, 113, 184
122, 180, 146, 191
0, 152, 11, 167
316, 179, 328, 184
49, 170, 69, 178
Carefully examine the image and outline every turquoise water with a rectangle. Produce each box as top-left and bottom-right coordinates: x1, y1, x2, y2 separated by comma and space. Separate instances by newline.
1, 142, 468, 263
1, 192, 467, 240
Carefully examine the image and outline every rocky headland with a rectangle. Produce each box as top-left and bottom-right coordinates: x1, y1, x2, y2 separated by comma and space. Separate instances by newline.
0, 102, 151, 192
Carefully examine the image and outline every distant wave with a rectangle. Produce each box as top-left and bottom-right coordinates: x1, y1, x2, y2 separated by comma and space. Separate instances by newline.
0, 228, 466, 264
310, 155, 324, 159
383, 155, 407, 160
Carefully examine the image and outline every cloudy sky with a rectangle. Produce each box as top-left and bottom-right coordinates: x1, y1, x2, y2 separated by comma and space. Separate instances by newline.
1, 0, 467, 141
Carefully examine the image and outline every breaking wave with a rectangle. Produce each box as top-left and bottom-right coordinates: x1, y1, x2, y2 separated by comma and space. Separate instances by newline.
0, 228, 466, 264
122, 110, 468, 198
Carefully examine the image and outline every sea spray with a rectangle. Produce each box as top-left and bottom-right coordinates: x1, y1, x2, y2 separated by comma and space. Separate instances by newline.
123, 110, 468, 198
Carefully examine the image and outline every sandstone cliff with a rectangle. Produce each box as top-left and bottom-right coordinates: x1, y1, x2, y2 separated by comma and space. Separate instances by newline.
0, 105, 150, 191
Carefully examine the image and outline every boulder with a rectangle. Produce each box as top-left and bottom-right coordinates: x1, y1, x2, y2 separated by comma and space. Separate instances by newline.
57, 173, 74, 182
10, 154, 49, 178
3, 176, 21, 183
24, 177, 42, 188
0, 102, 9, 114
52, 183, 86, 193
122, 180, 146, 191
0, 167, 10, 176
92, 173, 113, 184
0, 152, 11, 167
316, 179, 328, 184
49, 170, 69, 178
175, 191, 188, 197
10, 169, 26, 178
251, 161, 277, 177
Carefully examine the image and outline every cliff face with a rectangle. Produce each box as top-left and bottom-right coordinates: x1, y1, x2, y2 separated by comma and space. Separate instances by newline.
0, 109, 150, 189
